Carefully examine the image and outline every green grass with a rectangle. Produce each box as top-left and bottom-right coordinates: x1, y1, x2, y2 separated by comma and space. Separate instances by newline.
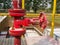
55, 16, 60, 24
47, 15, 60, 27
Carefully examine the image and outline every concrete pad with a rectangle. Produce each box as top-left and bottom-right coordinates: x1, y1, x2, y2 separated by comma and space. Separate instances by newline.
25, 36, 58, 45
25, 30, 40, 37
45, 28, 60, 36
47, 28, 60, 32
25, 29, 58, 45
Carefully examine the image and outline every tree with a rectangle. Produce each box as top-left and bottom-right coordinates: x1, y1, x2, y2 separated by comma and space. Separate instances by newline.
48, 0, 60, 13
0, 0, 3, 3
0, 0, 12, 9
3, 0, 12, 9
25, 1, 31, 11
32, 0, 39, 13
56, 0, 60, 13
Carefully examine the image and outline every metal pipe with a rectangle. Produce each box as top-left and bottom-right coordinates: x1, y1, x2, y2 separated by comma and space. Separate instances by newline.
22, 0, 25, 9
50, 0, 57, 37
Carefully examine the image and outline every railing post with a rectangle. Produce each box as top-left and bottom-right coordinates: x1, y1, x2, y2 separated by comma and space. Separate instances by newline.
50, 0, 57, 37
22, 0, 25, 9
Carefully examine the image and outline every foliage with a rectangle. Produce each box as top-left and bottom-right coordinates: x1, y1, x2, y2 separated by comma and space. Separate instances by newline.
25, 0, 31, 11
0, 0, 12, 9
32, 0, 39, 13
25, 0, 52, 13
0, 0, 60, 13
48, 0, 60, 13
56, 0, 60, 13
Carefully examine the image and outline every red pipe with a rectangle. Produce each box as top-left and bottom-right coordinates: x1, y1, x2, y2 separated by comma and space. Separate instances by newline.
19, 0, 22, 8
14, 37, 21, 45
12, 0, 18, 9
